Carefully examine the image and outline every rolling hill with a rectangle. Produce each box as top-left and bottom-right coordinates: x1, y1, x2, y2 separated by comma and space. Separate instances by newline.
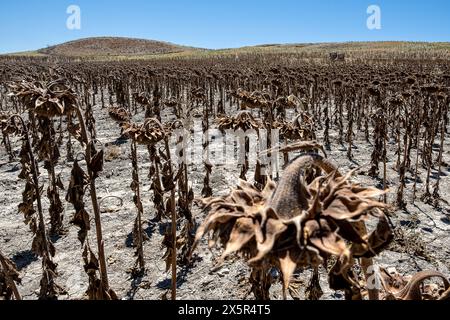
34, 37, 203, 58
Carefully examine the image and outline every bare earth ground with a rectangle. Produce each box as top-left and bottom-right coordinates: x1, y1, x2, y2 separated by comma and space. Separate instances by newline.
1, 103, 449, 300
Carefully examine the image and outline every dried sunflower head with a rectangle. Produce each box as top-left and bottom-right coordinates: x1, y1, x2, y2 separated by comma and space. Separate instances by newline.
378, 268, 450, 300
133, 92, 151, 106
278, 113, 315, 140
123, 118, 166, 146
164, 99, 178, 108
193, 145, 392, 296
1, 115, 22, 135
217, 110, 262, 131
232, 89, 270, 110
108, 106, 130, 124
10, 80, 77, 118
275, 94, 302, 110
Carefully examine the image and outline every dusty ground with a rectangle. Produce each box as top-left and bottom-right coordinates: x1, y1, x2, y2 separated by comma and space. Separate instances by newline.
1, 103, 449, 300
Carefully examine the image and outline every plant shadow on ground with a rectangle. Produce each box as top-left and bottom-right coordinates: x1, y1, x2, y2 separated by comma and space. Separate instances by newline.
12, 249, 38, 270
158, 221, 171, 236
441, 216, 450, 225
125, 232, 134, 248
156, 262, 199, 290
398, 207, 421, 229
348, 158, 361, 167
371, 175, 388, 190
413, 203, 450, 231
50, 234, 63, 243
126, 269, 146, 300
125, 220, 159, 248
111, 136, 129, 146
5, 163, 20, 173
144, 219, 158, 238
430, 170, 447, 180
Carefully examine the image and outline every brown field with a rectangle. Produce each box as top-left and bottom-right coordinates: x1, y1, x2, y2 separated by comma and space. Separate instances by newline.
0, 39, 449, 300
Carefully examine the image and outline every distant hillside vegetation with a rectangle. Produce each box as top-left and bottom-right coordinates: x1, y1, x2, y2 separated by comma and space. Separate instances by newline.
5, 38, 450, 61
219, 41, 450, 60
37, 37, 200, 57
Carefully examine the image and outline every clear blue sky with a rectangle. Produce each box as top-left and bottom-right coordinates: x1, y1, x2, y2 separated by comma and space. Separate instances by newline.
0, 0, 449, 54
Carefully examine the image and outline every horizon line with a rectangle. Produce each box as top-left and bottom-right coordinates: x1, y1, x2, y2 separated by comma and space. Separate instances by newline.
3, 36, 450, 55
